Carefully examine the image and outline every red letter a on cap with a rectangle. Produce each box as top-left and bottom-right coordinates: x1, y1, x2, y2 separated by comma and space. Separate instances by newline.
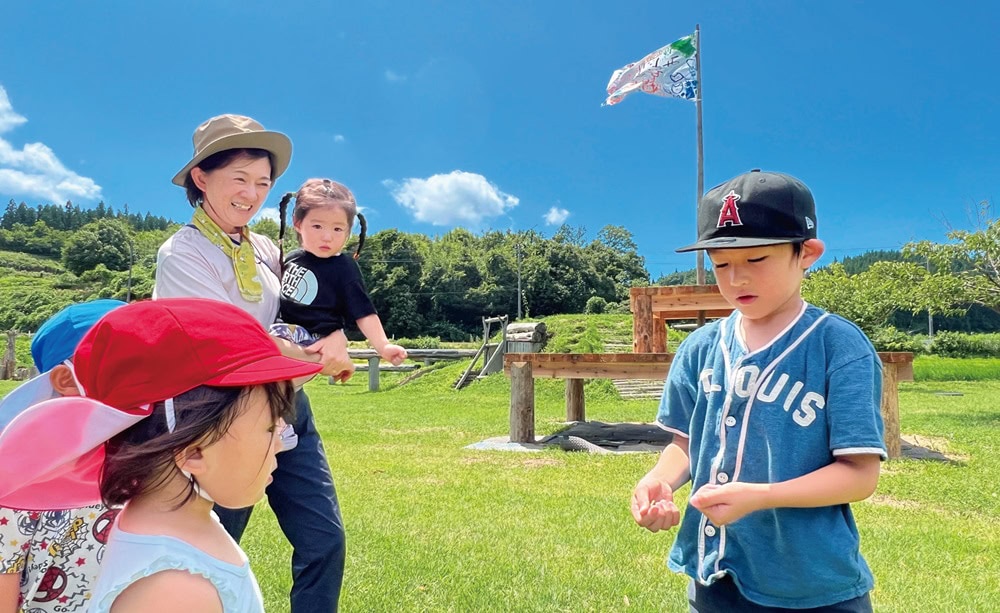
717, 190, 742, 228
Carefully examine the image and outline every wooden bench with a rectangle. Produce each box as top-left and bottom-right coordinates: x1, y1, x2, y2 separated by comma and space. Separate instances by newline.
504, 351, 914, 458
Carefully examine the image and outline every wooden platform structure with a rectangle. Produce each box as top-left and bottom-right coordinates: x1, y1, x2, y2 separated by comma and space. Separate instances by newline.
629, 285, 733, 353
504, 351, 913, 458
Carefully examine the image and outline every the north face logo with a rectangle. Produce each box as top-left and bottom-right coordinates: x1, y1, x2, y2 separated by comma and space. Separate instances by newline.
717, 190, 743, 228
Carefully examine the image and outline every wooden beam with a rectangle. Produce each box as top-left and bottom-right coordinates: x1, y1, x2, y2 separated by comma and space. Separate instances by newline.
348, 348, 478, 360
629, 285, 735, 323
503, 352, 913, 459
505, 353, 673, 380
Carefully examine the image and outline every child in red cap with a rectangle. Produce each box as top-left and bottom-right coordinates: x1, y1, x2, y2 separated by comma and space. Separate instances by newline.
0, 298, 320, 613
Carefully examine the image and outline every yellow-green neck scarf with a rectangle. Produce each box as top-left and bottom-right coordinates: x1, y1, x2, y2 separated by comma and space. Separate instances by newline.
191, 206, 263, 303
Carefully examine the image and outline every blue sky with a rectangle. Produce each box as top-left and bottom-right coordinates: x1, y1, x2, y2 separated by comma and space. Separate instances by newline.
0, 1, 996, 278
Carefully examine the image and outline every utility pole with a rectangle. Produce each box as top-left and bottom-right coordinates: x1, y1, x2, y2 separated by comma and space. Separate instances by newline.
126, 237, 135, 302
925, 257, 934, 338
516, 241, 522, 319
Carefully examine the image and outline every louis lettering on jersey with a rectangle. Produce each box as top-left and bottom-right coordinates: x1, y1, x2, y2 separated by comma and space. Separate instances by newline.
699, 366, 824, 427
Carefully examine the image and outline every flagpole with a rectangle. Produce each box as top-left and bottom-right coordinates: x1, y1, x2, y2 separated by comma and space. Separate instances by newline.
694, 24, 707, 327
695, 23, 705, 287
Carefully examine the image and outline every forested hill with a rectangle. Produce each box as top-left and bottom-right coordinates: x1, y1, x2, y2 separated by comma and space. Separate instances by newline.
3, 197, 997, 336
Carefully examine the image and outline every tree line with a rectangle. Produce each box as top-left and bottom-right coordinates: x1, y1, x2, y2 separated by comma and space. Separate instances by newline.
1, 197, 997, 341
252, 220, 650, 339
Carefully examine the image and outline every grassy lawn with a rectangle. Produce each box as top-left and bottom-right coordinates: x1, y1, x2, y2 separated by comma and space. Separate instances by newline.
1, 361, 996, 611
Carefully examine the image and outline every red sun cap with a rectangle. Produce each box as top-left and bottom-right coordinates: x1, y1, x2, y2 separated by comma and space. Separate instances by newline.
73, 297, 321, 412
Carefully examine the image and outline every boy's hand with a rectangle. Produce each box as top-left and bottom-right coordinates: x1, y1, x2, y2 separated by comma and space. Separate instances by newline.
380, 344, 408, 366
631, 477, 681, 533
689, 482, 766, 526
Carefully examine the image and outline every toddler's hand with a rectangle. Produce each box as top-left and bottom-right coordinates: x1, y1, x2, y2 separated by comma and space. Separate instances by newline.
631, 477, 680, 533
380, 344, 408, 366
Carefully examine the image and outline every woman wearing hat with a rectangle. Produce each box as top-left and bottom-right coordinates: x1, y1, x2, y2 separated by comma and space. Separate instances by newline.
153, 115, 352, 612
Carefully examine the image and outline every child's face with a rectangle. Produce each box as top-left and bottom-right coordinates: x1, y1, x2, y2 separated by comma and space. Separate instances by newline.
294, 206, 351, 258
708, 243, 817, 323
198, 386, 285, 509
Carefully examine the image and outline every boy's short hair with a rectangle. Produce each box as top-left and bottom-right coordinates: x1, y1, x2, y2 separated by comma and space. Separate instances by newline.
676, 169, 817, 252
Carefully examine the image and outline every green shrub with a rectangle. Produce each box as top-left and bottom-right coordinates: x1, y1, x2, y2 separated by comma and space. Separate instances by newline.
606, 299, 632, 314
929, 331, 1000, 358
584, 296, 607, 314
870, 326, 927, 354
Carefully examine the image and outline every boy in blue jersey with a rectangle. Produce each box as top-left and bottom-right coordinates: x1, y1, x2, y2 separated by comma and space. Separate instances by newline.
631, 170, 885, 612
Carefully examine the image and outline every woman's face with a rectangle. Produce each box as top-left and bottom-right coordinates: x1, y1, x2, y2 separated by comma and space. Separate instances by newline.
191, 155, 273, 233
198, 386, 284, 509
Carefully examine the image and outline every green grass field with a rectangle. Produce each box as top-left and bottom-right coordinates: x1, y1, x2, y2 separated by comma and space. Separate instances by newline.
1, 361, 997, 611
238, 363, 999, 612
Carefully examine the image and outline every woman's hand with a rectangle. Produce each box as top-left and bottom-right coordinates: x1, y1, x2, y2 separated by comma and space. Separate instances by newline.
305, 331, 355, 382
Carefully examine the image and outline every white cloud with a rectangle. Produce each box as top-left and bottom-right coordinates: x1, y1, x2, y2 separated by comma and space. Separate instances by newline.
0, 91, 26, 133
333, 134, 346, 143
384, 170, 519, 226
0, 85, 101, 203
384, 69, 407, 82
544, 206, 570, 225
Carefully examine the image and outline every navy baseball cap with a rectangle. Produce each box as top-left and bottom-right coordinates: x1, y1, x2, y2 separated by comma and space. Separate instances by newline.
676, 170, 817, 252
31, 299, 127, 371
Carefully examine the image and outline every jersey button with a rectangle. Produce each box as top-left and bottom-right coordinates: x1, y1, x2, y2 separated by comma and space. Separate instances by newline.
704, 525, 717, 537
717, 473, 729, 483
725, 416, 737, 427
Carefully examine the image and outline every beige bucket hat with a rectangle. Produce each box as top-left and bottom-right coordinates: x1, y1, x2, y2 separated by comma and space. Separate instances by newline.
172, 114, 293, 187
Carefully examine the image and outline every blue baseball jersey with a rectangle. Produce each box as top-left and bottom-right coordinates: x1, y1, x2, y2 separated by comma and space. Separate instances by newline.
657, 303, 886, 609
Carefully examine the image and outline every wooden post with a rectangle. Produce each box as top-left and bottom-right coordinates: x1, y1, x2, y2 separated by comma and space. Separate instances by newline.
509, 361, 535, 443
2, 331, 15, 380
632, 292, 653, 353
880, 363, 901, 459
565, 378, 585, 422
368, 356, 380, 392
652, 313, 667, 354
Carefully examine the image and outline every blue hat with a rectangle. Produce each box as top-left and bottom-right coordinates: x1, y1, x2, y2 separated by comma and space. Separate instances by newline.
31, 299, 127, 371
